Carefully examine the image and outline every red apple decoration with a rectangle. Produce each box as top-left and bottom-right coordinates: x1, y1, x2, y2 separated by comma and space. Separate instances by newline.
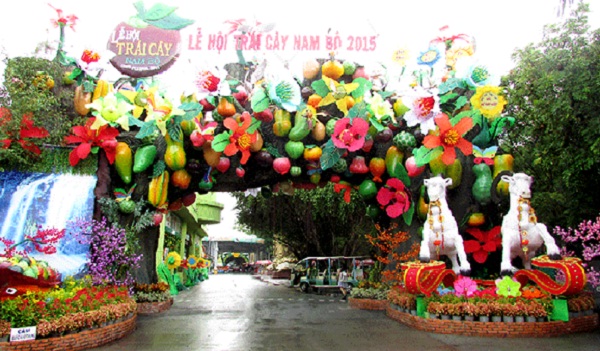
236, 167, 246, 177
199, 98, 215, 111
352, 66, 370, 80
190, 130, 206, 147
273, 157, 291, 175
232, 90, 248, 106
405, 156, 426, 177
216, 157, 231, 173
253, 108, 274, 123
153, 212, 163, 226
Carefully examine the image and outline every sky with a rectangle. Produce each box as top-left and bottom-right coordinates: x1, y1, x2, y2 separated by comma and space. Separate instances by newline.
1, 0, 599, 239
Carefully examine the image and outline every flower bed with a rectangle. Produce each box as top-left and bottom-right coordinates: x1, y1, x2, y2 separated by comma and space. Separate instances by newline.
348, 297, 389, 310
136, 298, 173, 314
0, 311, 136, 350
386, 305, 599, 337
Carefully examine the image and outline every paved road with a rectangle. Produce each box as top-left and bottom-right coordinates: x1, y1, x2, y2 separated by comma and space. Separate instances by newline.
91, 274, 600, 351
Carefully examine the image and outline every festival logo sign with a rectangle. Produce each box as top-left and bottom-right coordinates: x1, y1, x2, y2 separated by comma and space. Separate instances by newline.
107, 2, 194, 78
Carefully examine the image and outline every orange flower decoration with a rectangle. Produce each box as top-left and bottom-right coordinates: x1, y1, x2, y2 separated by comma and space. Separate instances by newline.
223, 111, 257, 165
422, 113, 473, 165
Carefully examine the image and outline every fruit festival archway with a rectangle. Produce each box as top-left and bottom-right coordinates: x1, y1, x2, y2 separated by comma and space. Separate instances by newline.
0, 2, 596, 343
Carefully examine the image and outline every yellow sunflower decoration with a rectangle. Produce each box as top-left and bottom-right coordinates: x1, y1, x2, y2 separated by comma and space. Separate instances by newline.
166, 251, 182, 270
470, 85, 508, 121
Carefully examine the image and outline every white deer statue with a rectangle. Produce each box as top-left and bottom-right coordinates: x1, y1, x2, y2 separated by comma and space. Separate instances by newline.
419, 175, 471, 275
500, 173, 561, 275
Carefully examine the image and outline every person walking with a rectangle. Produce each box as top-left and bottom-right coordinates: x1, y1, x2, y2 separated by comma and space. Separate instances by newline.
338, 265, 349, 301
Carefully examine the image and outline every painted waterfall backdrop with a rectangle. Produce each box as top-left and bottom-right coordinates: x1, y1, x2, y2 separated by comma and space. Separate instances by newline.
0, 171, 97, 277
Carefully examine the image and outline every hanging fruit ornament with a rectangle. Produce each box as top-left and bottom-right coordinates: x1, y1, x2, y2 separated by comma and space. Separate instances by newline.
153, 212, 164, 226
369, 157, 386, 182
405, 156, 426, 177
236, 167, 246, 178
216, 97, 236, 118
216, 157, 231, 173
393, 131, 417, 150
171, 169, 192, 189
114, 184, 137, 214
358, 179, 378, 200
290, 166, 302, 177
303, 145, 323, 162
198, 168, 216, 191
321, 52, 344, 80
349, 156, 369, 174
366, 204, 381, 218
273, 157, 291, 175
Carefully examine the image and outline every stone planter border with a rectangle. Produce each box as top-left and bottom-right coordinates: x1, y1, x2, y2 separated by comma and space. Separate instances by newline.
386, 305, 599, 337
348, 297, 388, 311
136, 297, 174, 315
0, 313, 136, 351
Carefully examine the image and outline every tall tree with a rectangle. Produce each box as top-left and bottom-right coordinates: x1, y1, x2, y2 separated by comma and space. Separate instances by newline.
233, 184, 372, 259
502, 2, 600, 228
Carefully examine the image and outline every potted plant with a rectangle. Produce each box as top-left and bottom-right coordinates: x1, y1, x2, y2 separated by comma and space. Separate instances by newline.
475, 302, 492, 322
462, 302, 477, 321
488, 301, 503, 322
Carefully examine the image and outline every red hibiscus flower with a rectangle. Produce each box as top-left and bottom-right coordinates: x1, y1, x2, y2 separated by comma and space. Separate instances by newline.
64, 117, 119, 166
332, 117, 369, 152
223, 112, 257, 165
376, 178, 411, 218
422, 113, 473, 165
464, 225, 502, 264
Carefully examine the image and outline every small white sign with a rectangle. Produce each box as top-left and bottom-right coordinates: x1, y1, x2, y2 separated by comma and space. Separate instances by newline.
10, 326, 36, 342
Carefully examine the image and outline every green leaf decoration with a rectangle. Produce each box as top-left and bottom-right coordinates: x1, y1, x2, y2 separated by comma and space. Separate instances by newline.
68, 68, 82, 81
489, 116, 515, 139
246, 117, 261, 134
91, 146, 99, 154
145, 13, 194, 30
265, 144, 282, 158
438, 78, 467, 95
320, 140, 345, 171
471, 118, 491, 148
179, 101, 202, 121
351, 77, 372, 99
152, 160, 166, 178
167, 122, 182, 143
451, 109, 475, 124
439, 92, 458, 105
127, 15, 149, 29
413, 146, 443, 167
227, 79, 241, 88
311, 79, 330, 97
471, 110, 483, 127
211, 132, 232, 152
141, 3, 177, 21
378, 90, 394, 100
454, 96, 469, 111
250, 87, 269, 113
83, 80, 95, 93
129, 116, 145, 128
136, 122, 159, 140
133, 1, 146, 16
347, 101, 368, 119
369, 117, 385, 132
402, 202, 415, 226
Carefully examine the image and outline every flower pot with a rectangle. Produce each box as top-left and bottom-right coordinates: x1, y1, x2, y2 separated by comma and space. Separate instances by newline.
441, 314, 451, 320
502, 316, 515, 323
515, 316, 525, 323
452, 315, 462, 321
526, 316, 537, 323
536, 317, 546, 322
569, 311, 582, 319
464, 315, 475, 322
410, 309, 417, 316
584, 310, 595, 316
491, 315, 502, 322
429, 313, 440, 319
479, 316, 490, 322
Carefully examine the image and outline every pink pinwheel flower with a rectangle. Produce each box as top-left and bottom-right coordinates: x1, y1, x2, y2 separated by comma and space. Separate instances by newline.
332, 117, 369, 152
453, 276, 478, 298
376, 178, 411, 218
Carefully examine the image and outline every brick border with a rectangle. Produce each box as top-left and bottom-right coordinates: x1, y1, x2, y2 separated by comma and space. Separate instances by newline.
0, 314, 136, 351
348, 298, 388, 311
136, 298, 173, 315
386, 305, 599, 337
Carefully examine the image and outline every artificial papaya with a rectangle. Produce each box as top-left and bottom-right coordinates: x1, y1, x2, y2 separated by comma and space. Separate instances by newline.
164, 132, 186, 171
445, 159, 463, 190
115, 142, 133, 184
288, 106, 315, 141
74, 85, 91, 116
472, 163, 492, 205
133, 144, 157, 173
493, 154, 514, 196
148, 170, 169, 208
273, 109, 292, 137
